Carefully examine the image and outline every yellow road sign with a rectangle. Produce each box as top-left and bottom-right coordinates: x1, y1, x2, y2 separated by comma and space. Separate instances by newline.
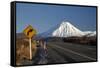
23, 25, 37, 38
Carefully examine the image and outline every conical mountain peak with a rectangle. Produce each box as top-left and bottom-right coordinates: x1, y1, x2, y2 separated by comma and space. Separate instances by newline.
38, 21, 96, 37
52, 21, 84, 37
61, 21, 71, 25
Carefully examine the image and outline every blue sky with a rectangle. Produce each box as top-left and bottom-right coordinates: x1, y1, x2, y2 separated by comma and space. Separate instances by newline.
16, 3, 97, 34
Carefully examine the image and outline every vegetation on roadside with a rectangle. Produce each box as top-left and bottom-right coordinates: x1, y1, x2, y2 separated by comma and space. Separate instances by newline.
16, 37, 37, 65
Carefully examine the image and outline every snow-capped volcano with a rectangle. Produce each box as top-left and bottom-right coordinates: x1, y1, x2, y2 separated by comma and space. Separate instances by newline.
52, 21, 84, 37
38, 21, 96, 38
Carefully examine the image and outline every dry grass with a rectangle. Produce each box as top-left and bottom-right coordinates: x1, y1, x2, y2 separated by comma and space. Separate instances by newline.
16, 38, 37, 65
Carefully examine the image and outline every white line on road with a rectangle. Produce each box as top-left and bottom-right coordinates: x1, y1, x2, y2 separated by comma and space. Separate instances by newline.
52, 44, 96, 61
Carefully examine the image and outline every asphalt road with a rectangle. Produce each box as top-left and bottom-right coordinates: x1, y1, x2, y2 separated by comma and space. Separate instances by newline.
24, 41, 97, 65
17, 36, 97, 66
46, 42, 97, 64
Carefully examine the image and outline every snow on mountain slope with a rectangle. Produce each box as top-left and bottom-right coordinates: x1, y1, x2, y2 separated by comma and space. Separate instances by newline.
90, 31, 96, 36
83, 31, 96, 37
38, 21, 96, 37
52, 21, 84, 37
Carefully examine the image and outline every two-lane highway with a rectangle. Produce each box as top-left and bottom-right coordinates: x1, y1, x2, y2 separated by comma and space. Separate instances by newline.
31, 41, 97, 65
46, 42, 97, 64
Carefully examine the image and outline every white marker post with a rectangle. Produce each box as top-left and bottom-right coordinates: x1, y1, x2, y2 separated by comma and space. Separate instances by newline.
29, 38, 32, 60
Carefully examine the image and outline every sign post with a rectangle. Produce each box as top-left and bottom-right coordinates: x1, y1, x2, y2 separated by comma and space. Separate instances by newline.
23, 25, 37, 60
29, 38, 32, 60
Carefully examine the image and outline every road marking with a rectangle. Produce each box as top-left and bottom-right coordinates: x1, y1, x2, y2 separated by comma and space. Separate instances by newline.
51, 44, 96, 61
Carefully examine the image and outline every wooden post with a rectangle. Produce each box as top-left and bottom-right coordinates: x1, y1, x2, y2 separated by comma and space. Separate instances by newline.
29, 38, 32, 60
